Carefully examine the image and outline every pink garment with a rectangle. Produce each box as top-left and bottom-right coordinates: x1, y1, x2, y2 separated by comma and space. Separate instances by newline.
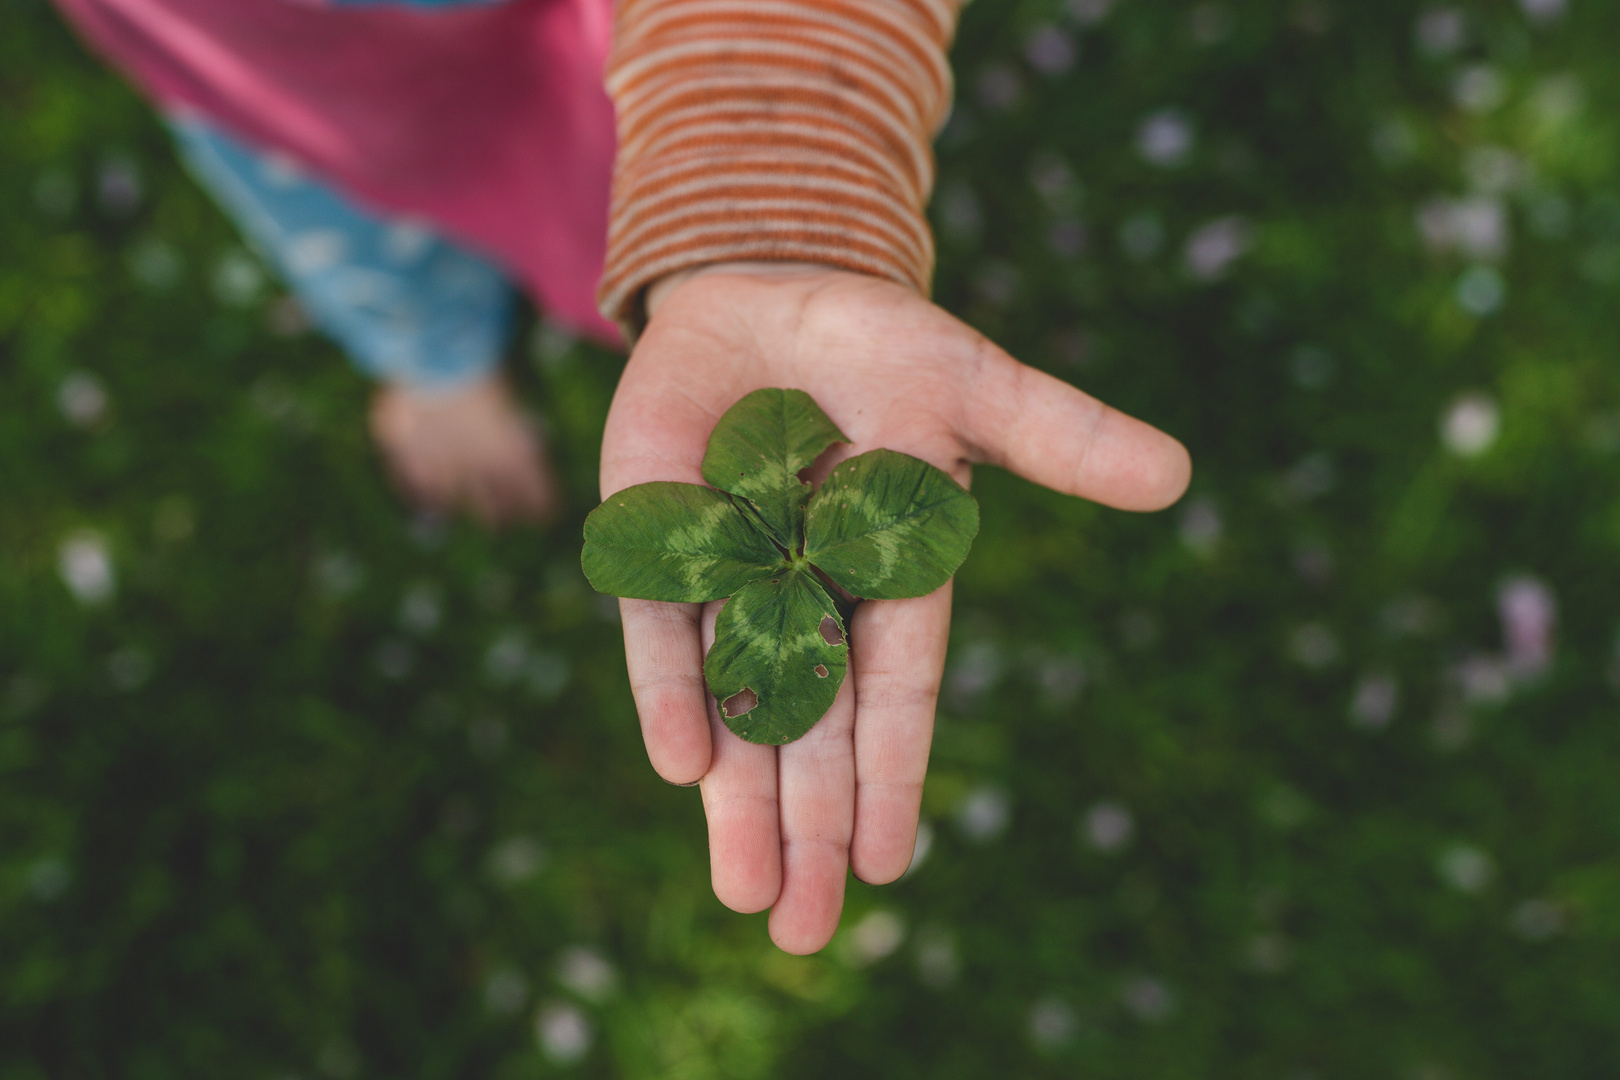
56, 0, 621, 344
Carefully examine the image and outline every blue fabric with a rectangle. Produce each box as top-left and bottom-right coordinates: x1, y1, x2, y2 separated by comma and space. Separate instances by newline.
169, 116, 514, 390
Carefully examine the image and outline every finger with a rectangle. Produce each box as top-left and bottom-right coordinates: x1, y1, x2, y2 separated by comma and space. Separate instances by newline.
768, 665, 857, 954
848, 584, 951, 884
621, 598, 712, 784
698, 600, 783, 913
964, 350, 1191, 512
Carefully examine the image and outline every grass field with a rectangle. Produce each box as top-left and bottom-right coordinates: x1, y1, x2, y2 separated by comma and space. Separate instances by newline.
5, 0, 1620, 1076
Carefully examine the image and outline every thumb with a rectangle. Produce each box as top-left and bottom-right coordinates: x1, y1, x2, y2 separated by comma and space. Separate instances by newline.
962, 349, 1191, 512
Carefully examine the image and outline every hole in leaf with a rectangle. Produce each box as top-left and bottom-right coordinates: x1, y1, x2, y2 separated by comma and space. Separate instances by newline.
722, 688, 758, 717
814, 664, 829, 678
819, 616, 844, 646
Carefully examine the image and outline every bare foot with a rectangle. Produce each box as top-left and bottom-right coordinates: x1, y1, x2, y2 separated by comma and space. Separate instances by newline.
369, 375, 559, 526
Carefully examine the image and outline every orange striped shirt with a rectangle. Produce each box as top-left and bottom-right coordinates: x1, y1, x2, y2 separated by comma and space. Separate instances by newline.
597, 0, 966, 333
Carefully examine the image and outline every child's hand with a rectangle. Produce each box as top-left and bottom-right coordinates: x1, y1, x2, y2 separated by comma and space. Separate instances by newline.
601, 262, 1190, 954
369, 373, 558, 527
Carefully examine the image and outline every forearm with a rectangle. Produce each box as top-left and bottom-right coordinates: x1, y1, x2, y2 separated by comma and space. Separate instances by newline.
597, 0, 968, 336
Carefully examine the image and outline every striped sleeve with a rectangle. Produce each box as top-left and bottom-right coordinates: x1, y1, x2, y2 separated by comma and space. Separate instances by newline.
596, 0, 967, 334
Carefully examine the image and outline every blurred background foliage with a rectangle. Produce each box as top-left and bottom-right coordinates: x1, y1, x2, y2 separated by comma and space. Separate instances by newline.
4, 0, 1620, 1075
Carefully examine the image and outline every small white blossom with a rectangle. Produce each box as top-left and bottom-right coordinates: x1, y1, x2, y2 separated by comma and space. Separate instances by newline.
1024, 25, 1077, 75
1066, 0, 1115, 26
58, 372, 109, 428
535, 1002, 592, 1065
1498, 575, 1556, 678
1083, 801, 1135, 853
1441, 393, 1500, 457
1437, 844, 1495, 894
58, 531, 115, 605
1120, 976, 1175, 1022
1349, 673, 1399, 729
487, 836, 547, 884
1416, 8, 1466, 55
1453, 65, 1507, 114
1179, 497, 1223, 556
1137, 109, 1195, 167
954, 785, 1012, 843
556, 946, 618, 1002
1520, 0, 1568, 25
1184, 216, 1254, 281
1028, 997, 1078, 1050
914, 924, 961, 988
844, 910, 907, 966
1456, 265, 1506, 316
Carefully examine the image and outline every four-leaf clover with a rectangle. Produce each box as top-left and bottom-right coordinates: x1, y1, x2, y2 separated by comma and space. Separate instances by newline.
582, 389, 979, 744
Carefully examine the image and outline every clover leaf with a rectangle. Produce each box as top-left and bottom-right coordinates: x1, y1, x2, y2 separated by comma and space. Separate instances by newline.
582, 389, 979, 745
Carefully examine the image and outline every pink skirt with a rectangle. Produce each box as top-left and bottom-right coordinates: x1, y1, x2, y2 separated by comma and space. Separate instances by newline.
56, 0, 621, 343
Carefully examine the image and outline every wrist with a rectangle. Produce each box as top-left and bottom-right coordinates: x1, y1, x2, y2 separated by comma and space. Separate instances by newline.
643, 261, 848, 319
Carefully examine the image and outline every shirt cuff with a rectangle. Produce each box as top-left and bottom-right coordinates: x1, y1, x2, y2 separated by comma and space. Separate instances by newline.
596, 0, 964, 336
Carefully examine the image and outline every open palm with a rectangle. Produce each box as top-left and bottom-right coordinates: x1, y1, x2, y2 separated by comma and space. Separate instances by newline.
600, 263, 1191, 954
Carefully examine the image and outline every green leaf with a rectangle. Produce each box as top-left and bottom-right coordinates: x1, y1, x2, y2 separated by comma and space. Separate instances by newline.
582, 482, 784, 603
803, 449, 980, 600
701, 388, 847, 550
703, 570, 848, 744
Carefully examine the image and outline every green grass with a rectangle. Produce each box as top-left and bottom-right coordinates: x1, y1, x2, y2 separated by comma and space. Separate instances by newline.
6, 0, 1620, 1076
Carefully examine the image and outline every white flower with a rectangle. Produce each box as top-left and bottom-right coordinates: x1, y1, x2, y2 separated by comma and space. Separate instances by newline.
1441, 392, 1500, 456
1415, 8, 1466, 56
58, 531, 115, 605
57, 372, 108, 428
1137, 109, 1195, 167
1183, 216, 1254, 281
976, 63, 1023, 111
1512, 898, 1565, 940
954, 785, 1012, 842
487, 836, 547, 884
1120, 975, 1175, 1022
212, 249, 265, 307
1437, 844, 1495, 893
1519, 0, 1568, 25
1178, 496, 1223, 556
1065, 0, 1115, 26
556, 946, 618, 1001
1498, 575, 1556, 677
1455, 265, 1506, 316
1028, 997, 1078, 1050
913, 924, 961, 988
1349, 673, 1399, 729
1453, 65, 1508, 114
535, 1002, 592, 1064
1082, 801, 1135, 852
1416, 197, 1508, 260
844, 910, 907, 966
397, 581, 444, 635
1024, 25, 1077, 75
